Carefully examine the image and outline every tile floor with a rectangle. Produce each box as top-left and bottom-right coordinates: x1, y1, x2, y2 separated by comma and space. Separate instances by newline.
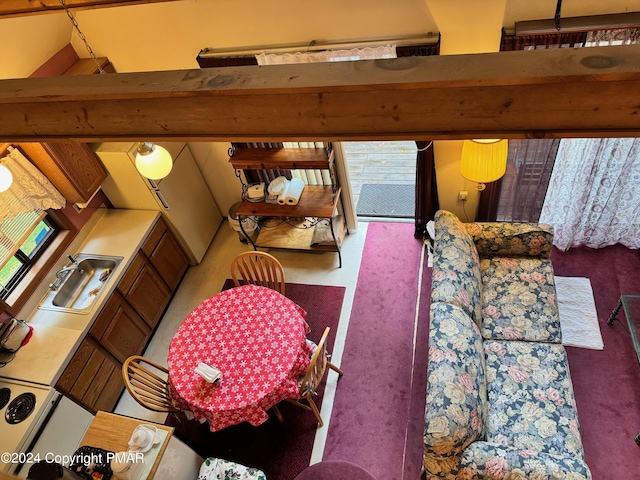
115, 218, 371, 461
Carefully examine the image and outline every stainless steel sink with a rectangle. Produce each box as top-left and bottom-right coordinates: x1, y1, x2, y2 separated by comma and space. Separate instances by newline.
39, 254, 123, 314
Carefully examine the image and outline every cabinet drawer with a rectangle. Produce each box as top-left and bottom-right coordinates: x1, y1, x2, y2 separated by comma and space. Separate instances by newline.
142, 217, 167, 258
116, 253, 145, 296
89, 290, 122, 341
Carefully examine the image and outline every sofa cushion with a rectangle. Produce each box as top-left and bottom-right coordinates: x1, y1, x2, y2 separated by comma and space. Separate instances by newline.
459, 442, 592, 480
424, 302, 487, 479
483, 340, 585, 461
466, 221, 554, 259
431, 210, 483, 325
480, 257, 561, 343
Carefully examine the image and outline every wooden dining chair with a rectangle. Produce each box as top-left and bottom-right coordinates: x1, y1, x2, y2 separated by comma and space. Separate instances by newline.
122, 355, 179, 413
284, 326, 343, 427
230, 251, 286, 295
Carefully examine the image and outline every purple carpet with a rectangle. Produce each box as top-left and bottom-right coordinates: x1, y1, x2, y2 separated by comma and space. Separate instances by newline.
167, 280, 345, 480
323, 226, 640, 480
165, 228, 640, 480
323, 222, 428, 479
551, 244, 640, 480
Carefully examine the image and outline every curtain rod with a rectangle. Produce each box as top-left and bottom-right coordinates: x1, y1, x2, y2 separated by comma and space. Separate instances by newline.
198, 33, 439, 58
514, 12, 640, 35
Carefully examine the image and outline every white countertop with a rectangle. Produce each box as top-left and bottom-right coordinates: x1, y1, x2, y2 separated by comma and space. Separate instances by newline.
0, 324, 82, 386
0, 208, 159, 386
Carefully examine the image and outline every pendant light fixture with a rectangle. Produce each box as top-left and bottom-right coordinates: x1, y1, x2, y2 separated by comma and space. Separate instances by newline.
59, 0, 173, 180
0, 163, 12, 192
135, 142, 173, 180
460, 139, 508, 191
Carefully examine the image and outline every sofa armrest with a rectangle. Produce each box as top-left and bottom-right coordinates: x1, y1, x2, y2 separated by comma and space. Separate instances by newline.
465, 222, 554, 258
424, 303, 487, 479
458, 441, 592, 480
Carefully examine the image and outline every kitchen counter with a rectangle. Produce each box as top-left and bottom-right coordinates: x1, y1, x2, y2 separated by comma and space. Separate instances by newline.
0, 209, 160, 387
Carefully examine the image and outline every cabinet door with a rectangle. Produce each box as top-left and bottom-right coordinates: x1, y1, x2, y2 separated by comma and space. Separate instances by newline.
55, 337, 124, 414
18, 142, 107, 203
90, 290, 151, 364
142, 217, 189, 292
44, 143, 107, 202
126, 262, 171, 329
150, 230, 189, 292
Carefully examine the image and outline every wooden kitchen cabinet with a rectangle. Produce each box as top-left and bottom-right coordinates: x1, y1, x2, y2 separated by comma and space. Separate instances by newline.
56, 336, 124, 414
121, 255, 171, 329
55, 216, 189, 413
142, 216, 189, 292
18, 142, 107, 204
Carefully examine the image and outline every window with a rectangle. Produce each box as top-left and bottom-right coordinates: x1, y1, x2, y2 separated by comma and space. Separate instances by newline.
0, 213, 58, 300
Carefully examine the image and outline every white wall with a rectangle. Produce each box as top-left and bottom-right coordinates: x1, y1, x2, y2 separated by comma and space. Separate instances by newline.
70, 0, 438, 73
0, 14, 71, 79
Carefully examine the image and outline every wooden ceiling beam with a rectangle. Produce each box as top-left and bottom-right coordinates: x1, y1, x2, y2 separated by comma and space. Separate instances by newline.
0, 0, 178, 18
0, 45, 639, 142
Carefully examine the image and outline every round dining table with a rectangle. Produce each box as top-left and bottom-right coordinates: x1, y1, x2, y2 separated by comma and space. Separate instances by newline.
167, 284, 313, 431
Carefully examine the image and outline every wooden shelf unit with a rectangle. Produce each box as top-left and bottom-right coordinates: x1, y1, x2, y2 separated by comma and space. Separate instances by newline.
237, 185, 339, 218
230, 147, 345, 267
229, 146, 335, 170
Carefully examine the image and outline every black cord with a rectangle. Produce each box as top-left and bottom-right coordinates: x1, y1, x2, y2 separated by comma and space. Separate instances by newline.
554, 0, 562, 31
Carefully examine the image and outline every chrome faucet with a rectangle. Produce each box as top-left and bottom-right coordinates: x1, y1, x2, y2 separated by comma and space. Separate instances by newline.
49, 255, 82, 291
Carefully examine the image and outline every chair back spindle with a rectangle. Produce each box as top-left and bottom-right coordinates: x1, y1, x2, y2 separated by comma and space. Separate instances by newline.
230, 251, 286, 295
284, 326, 343, 427
122, 355, 178, 413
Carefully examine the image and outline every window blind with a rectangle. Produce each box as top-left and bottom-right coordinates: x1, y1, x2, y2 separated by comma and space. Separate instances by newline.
0, 206, 46, 270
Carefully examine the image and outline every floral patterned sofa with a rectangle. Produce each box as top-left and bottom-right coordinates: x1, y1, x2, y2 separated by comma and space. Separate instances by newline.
423, 210, 591, 479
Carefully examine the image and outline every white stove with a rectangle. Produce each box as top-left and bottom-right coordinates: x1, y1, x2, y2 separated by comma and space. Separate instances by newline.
0, 378, 60, 474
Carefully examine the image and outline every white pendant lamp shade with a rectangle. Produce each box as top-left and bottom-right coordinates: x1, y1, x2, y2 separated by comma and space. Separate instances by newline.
135, 142, 173, 180
0, 164, 12, 192
460, 139, 508, 190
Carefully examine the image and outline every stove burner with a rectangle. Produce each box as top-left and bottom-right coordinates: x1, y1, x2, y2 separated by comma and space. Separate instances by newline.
5, 392, 36, 424
0, 388, 9, 409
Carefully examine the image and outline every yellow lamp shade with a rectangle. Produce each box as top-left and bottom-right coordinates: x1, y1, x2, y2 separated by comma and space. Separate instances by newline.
460, 139, 508, 184
135, 142, 173, 180
0, 164, 12, 192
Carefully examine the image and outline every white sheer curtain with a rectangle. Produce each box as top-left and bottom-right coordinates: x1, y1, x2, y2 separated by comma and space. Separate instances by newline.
0, 146, 65, 268
256, 44, 396, 65
0, 147, 65, 223
539, 138, 640, 250
539, 28, 640, 250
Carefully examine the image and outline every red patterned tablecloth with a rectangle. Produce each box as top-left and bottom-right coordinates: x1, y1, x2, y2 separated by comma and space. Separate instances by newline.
167, 284, 313, 431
